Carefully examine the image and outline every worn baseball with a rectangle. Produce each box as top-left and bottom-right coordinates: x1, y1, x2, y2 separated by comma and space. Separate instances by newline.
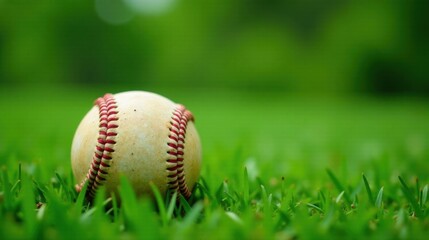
71, 91, 202, 199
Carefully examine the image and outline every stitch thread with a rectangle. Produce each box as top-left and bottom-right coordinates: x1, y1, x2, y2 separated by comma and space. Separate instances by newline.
75, 96, 194, 199
166, 104, 194, 199
75, 94, 119, 198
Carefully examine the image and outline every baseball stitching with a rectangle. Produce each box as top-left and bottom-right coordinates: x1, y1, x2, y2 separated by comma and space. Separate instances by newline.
75, 93, 119, 198
166, 104, 194, 199
75, 95, 195, 199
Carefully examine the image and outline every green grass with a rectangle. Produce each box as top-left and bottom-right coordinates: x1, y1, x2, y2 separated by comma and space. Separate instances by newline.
1, 86, 429, 239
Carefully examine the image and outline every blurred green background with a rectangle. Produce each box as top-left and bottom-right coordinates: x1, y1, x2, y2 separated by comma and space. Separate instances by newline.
1, 0, 428, 94
0, 1, 429, 183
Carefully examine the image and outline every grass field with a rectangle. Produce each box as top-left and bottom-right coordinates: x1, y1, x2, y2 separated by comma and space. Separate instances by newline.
1, 86, 429, 239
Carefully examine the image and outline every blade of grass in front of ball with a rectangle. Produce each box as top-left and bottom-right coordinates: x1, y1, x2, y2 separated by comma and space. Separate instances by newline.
74, 181, 88, 214
166, 191, 177, 223
181, 201, 203, 228
150, 182, 168, 226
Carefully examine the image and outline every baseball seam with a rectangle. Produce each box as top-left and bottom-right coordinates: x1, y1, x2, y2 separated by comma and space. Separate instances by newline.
76, 93, 119, 198
76, 95, 194, 199
166, 104, 194, 199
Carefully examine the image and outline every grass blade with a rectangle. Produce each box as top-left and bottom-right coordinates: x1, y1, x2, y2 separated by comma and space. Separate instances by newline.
416, 177, 420, 201
10, 179, 21, 196
181, 201, 203, 228
422, 185, 428, 207
362, 174, 374, 205
375, 187, 384, 208
336, 191, 345, 204
319, 190, 326, 208
225, 211, 244, 225
56, 173, 72, 201
110, 193, 119, 222
307, 203, 324, 214
21, 176, 37, 236
281, 177, 286, 201
242, 167, 250, 208
32, 180, 47, 203
74, 181, 88, 214
178, 194, 192, 215
198, 177, 214, 201
150, 182, 167, 226
261, 184, 273, 223
1, 167, 12, 209
119, 176, 140, 231
327, 169, 351, 204
398, 176, 422, 217
166, 191, 178, 222
18, 163, 22, 191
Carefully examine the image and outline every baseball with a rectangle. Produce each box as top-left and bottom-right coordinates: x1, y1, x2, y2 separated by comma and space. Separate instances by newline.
71, 91, 202, 200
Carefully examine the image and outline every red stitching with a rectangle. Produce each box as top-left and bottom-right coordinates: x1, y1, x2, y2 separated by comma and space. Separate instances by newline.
166, 104, 195, 199
76, 93, 119, 198
75, 95, 196, 200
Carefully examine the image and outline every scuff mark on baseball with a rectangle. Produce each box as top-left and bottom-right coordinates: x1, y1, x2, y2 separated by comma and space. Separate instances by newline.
71, 91, 202, 200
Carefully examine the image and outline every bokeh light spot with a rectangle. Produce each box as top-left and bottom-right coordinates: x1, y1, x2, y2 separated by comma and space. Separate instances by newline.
124, 0, 176, 15
95, 0, 135, 25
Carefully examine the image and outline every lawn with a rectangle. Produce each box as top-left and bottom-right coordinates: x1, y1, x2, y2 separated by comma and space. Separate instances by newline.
1, 85, 429, 239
